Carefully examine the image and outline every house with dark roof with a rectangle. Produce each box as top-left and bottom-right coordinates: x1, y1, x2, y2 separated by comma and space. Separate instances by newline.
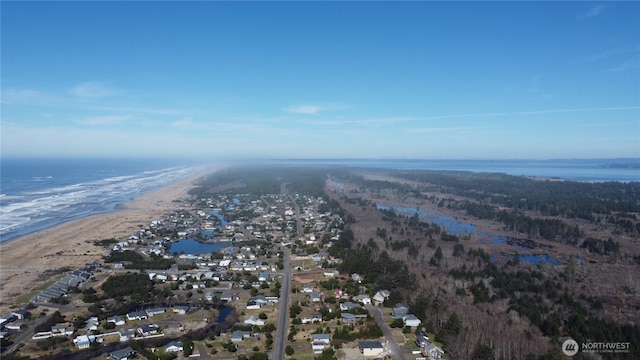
126, 311, 147, 321
166, 340, 183, 352
109, 346, 135, 360
339, 301, 361, 311
392, 303, 409, 317
137, 323, 159, 337
358, 340, 384, 357
340, 312, 356, 325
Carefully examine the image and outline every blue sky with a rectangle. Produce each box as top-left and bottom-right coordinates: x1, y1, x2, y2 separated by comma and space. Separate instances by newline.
1, 1, 639, 160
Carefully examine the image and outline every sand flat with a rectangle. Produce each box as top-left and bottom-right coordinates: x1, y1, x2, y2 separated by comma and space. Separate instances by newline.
0, 172, 208, 312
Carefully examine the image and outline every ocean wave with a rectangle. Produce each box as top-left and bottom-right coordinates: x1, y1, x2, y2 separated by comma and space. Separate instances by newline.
0, 165, 204, 241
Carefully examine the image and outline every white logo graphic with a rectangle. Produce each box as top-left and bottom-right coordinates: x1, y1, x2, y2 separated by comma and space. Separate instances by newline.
562, 339, 579, 356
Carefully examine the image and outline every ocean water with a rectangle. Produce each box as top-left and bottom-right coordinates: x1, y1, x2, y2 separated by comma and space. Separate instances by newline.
0, 158, 207, 242
281, 158, 640, 182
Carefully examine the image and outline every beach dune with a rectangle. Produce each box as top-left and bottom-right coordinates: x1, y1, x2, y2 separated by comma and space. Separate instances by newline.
0, 173, 206, 313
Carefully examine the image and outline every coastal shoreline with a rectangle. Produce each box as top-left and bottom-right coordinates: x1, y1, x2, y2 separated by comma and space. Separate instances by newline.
0, 171, 212, 313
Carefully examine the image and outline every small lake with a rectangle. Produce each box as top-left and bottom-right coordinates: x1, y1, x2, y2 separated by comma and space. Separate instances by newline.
209, 210, 228, 226
201, 229, 214, 238
169, 238, 231, 255
377, 203, 570, 266
376, 205, 476, 235
217, 306, 234, 322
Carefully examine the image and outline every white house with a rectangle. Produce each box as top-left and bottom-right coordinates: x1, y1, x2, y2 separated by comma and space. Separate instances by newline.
323, 270, 339, 278
403, 314, 421, 327
107, 315, 126, 326
422, 341, 445, 360
359, 340, 384, 357
246, 301, 261, 310
373, 290, 390, 305
244, 315, 266, 326
85, 317, 99, 331
166, 340, 183, 352
137, 324, 159, 337
118, 328, 136, 342
353, 294, 371, 305
126, 311, 147, 321
230, 330, 252, 342
145, 308, 166, 317
311, 333, 331, 354
172, 305, 190, 315
73, 335, 95, 349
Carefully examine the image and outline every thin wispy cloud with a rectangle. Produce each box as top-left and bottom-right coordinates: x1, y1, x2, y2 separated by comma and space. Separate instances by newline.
578, 4, 605, 19
512, 106, 640, 116
1, 89, 52, 105
605, 59, 638, 73
415, 106, 639, 122
74, 115, 131, 126
71, 81, 121, 98
282, 103, 350, 115
404, 126, 476, 134
283, 106, 639, 129
295, 116, 417, 127
584, 45, 640, 63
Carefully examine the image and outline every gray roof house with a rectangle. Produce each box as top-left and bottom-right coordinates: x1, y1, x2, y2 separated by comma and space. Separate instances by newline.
109, 346, 135, 360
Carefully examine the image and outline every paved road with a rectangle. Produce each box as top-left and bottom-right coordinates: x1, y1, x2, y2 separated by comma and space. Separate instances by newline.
272, 191, 297, 359
196, 342, 213, 360
366, 304, 407, 360
1, 312, 52, 355
272, 247, 291, 360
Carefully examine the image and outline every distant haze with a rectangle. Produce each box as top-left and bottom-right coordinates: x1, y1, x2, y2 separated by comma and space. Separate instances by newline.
1, 2, 638, 159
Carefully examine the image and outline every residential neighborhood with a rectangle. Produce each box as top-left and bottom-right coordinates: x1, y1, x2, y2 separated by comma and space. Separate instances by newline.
1, 188, 446, 360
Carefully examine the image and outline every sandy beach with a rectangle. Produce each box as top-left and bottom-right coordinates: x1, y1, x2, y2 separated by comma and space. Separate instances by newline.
0, 172, 210, 313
